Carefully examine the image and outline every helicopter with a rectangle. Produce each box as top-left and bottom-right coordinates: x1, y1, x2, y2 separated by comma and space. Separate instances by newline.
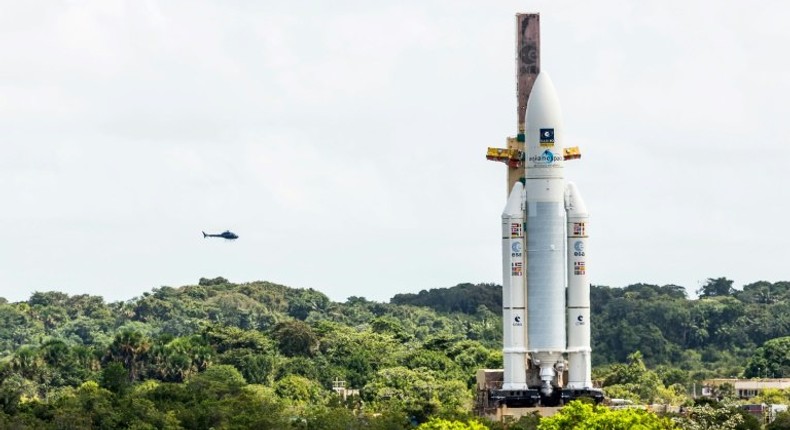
202, 230, 239, 240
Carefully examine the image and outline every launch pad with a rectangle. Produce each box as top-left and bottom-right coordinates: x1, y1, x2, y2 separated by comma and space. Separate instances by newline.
476, 370, 603, 410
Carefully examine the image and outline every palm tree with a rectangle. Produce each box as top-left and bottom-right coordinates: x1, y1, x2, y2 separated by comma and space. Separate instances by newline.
108, 330, 151, 382
11, 346, 41, 378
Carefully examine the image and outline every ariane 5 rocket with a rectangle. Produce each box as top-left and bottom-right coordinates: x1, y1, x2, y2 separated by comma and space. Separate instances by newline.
500, 71, 600, 406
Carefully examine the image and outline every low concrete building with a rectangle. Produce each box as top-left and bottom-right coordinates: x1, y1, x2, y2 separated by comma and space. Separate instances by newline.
702, 378, 790, 400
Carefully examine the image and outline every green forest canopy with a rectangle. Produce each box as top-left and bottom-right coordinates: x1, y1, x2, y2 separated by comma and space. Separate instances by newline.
0, 276, 787, 429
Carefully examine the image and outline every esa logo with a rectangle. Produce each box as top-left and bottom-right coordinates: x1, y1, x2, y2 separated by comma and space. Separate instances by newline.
575, 315, 585, 326
539, 128, 555, 147
513, 315, 523, 327
511, 241, 522, 258
573, 240, 585, 257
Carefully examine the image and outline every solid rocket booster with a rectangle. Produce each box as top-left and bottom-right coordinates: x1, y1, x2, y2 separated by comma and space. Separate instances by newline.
501, 182, 528, 390
524, 72, 567, 396
566, 182, 593, 389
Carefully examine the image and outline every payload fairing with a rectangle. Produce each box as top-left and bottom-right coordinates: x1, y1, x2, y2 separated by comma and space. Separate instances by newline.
498, 72, 601, 406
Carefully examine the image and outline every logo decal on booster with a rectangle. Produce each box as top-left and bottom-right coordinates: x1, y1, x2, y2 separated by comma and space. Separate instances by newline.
511, 241, 522, 257
573, 240, 585, 256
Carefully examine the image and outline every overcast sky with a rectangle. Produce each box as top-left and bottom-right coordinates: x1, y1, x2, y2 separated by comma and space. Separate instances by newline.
1, 1, 788, 304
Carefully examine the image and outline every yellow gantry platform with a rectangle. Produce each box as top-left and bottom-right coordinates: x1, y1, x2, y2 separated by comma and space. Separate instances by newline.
486, 147, 523, 168
563, 146, 581, 160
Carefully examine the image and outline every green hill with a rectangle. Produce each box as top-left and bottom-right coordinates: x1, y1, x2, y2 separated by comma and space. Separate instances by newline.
0, 276, 787, 428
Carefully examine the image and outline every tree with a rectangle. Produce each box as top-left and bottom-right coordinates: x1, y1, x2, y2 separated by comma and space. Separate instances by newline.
400, 349, 462, 377
697, 278, 735, 298
363, 367, 471, 423
107, 330, 151, 382
538, 400, 674, 430
0, 374, 38, 413
186, 364, 246, 400
656, 366, 689, 388
218, 349, 276, 385
737, 281, 777, 304
149, 335, 214, 382
673, 404, 744, 430
101, 362, 131, 395
317, 324, 401, 388
733, 408, 762, 430
371, 316, 411, 341
199, 277, 229, 286
271, 320, 319, 357
744, 336, 790, 378
9, 345, 43, 380
752, 388, 790, 405
219, 388, 289, 429
767, 410, 790, 430
28, 291, 69, 307
485, 412, 540, 430
273, 374, 327, 406
416, 417, 488, 430
203, 324, 274, 354
298, 405, 363, 430
68, 381, 122, 429
602, 351, 664, 403
288, 288, 330, 320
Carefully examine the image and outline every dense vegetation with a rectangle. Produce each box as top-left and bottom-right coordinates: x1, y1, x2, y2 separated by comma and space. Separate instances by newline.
395, 278, 790, 376
0, 276, 787, 429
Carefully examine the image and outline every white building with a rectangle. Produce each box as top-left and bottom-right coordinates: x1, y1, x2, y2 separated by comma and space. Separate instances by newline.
702, 378, 790, 399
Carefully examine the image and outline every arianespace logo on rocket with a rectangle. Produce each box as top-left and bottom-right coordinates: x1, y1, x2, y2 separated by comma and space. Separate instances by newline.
529, 149, 562, 165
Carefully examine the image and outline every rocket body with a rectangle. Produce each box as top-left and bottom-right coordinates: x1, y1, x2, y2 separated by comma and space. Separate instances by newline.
524, 73, 567, 396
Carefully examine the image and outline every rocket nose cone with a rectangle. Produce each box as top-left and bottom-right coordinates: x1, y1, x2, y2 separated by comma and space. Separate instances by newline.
525, 71, 564, 177
526, 72, 562, 125
565, 182, 589, 216
502, 181, 524, 216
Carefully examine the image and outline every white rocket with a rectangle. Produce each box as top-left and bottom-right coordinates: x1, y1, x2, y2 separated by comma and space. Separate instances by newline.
500, 71, 593, 399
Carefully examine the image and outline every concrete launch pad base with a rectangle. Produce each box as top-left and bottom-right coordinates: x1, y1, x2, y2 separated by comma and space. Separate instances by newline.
490, 389, 541, 407
561, 388, 605, 405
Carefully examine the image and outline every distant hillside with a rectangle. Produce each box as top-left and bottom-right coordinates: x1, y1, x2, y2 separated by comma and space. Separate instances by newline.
0, 277, 503, 428
390, 283, 501, 314
0, 276, 787, 428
